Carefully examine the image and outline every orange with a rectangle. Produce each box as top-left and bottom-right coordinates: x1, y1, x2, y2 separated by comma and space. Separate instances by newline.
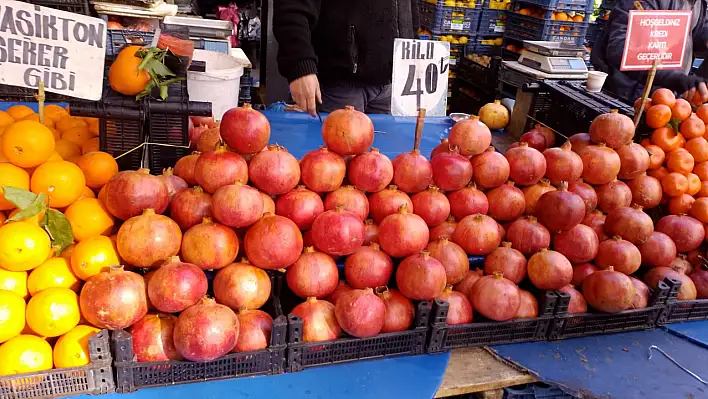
1, 120, 55, 168
7, 208, 45, 226
651, 88, 677, 108
0, 269, 28, 298
97, 185, 107, 205
555, 11, 568, 21
666, 149, 695, 175
0, 222, 51, 272
49, 127, 61, 141
0, 335, 53, 376
76, 152, 119, 189
70, 236, 120, 280
53, 325, 100, 368
519, 8, 531, 15
0, 163, 30, 211
61, 127, 91, 147
26, 287, 80, 337
0, 212, 5, 224
572, 15, 583, 22
54, 139, 82, 161
646, 104, 672, 129
109, 46, 151, 96
31, 161, 86, 208
81, 137, 100, 154
27, 258, 80, 296
60, 244, 75, 262
85, 118, 99, 137
5, 105, 35, 121
679, 115, 706, 139
77, 186, 96, 201
56, 116, 87, 133
0, 291, 26, 344
671, 99, 693, 121
43, 105, 69, 124
661, 172, 689, 197
22, 113, 55, 129
0, 111, 15, 128
47, 151, 63, 162
65, 198, 115, 241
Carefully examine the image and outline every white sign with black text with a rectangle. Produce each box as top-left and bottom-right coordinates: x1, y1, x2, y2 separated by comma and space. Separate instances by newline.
0, 0, 106, 100
391, 38, 450, 117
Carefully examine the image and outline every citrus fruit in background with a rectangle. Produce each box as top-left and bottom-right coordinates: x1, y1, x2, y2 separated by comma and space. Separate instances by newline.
77, 186, 96, 201
0, 335, 52, 375
0, 163, 30, 211
81, 137, 100, 155
85, 118, 99, 136
26, 287, 80, 337
70, 236, 120, 280
43, 104, 69, 123
0, 269, 28, 298
54, 140, 81, 161
0, 212, 5, 224
1, 120, 56, 168
7, 208, 45, 226
5, 105, 34, 121
65, 198, 115, 241
109, 46, 151, 96
60, 244, 74, 261
76, 152, 119, 189
56, 116, 87, 133
53, 325, 100, 368
47, 152, 63, 162
0, 222, 51, 271
31, 160, 86, 208
49, 127, 61, 141
27, 258, 80, 296
61, 127, 91, 147
22, 113, 55, 129
0, 111, 14, 128
0, 291, 26, 344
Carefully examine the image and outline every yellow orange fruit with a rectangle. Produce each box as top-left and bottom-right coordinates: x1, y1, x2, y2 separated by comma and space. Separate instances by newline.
49, 127, 61, 141
0, 222, 51, 271
85, 118, 99, 137
82, 137, 100, 154
31, 161, 86, 208
0, 111, 14, 128
54, 140, 81, 161
5, 105, 34, 121
0, 163, 30, 211
26, 287, 80, 337
43, 105, 70, 123
0, 212, 5, 224
76, 152, 119, 189
77, 186, 96, 201
0, 290, 26, 344
61, 127, 91, 147
7, 208, 45, 226
1, 120, 56, 168
22, 113, 55, 129
53, 325, 101, 368
109, 46, 151, 96
65, 198, 115, 241
60, 244, 75, 261
56, 116, 87, 133
0, 335, 53, 376
27, 258, 80, 296
0, 269, 28, 298
70, 236, 120, 280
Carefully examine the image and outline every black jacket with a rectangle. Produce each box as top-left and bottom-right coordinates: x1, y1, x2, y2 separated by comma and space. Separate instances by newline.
591, 0, 708, 102
273, 0, 418, 86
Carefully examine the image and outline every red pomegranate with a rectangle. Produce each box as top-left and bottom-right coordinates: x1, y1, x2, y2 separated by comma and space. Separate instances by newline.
644, 267, 697, 300
426, 238, 469, 285
194, 146, 248, 194
129, 313, 182, 361
220, 104, 271, 154
212, 182, 263, 228
363, 219, 379, 245
173, 297, 238, 361
629, 277, 651, 309
275, 186, 324, 230
535, 182, 586, 231
79, 266, 147, 330
515, 290, 539, 319
572, 263, 599, 286
431, 138, 452, 159
169, 186, 213, 231
471, 147, 510, 189
595, 236, 641, 275
335, 288, 386, 338
449, 117, 492, 156
505, 142, 547, 185
189, 123, 209, 147
530, 124, 556, 147
543, 141, 583, 184
527, 249, 573, 290
568, 179, 598, 215
311, 207, 365, 256
287, 247, 339, 298
595, 179, 632, 213
579, 144, 621, 185
589, 110, 635, 148
411, 186, 450, 227
639, 232, 676, 269
670, 254, 694, 275
582, 266, 636, 313
195, 127, 221, 153
378, 204, 429, 258
260, 192, 275, 215
375, 287, 415, 332
506, 216, 551, 256
552, 224, 599, 263
605, 205, 654, 244
300, 147, 347, 193
391, 150, 433, 193
484, 242, 527, 284
486, 181, 526, 222
453, 214, 502, 255
368, 185, 413, 224
523, 179, 556, 215
159, 168, 188, 202
395, 251, 447, 300
569, 133, 592, 153
690, 268, 708, 299
173, 153, 200, 186
348, 148, 394, 192
436, 286, 473, 325
448, 183, 489, 220
617, 143, 650, 180
344, 243, 393, 289
181, 218, 239, 270
291, 298, 342, 342
117, 209, 182, 267
104, 169, 169, 220
233, 309, 272, 352
656, 215, 705, 252
327, 281, 354, 305
248, 145, 300, 195
430, 147, 474, 191
322, 106, 375, 155
626, 173, 662, 209
469, 272, 521, 321
558, 285, 588, 314
214, 260, 271, 309
453, 269, 484, 297
582, 210, 609, 241
148, 257, 208, 313
687, 250, 705, 270
430, 215, 457, 242
244, 214, 303, 269
324, 186, 369, 221
520, 131, 548, 151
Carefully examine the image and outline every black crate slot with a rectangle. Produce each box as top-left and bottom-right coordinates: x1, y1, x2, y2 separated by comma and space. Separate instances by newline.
106, 30, 157, 58
458, 56, 502, 94
660, 278, 708, 324
19, 0, 90, 14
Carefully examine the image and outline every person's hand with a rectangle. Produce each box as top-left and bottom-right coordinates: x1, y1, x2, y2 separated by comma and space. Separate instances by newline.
290, 74, 321, 117
682, 81, 708, 103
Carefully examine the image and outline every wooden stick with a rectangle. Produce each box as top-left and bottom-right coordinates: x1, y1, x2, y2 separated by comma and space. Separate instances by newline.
634, 60, 659, 128
414, 108, 426, 152
37, 81, 45, 124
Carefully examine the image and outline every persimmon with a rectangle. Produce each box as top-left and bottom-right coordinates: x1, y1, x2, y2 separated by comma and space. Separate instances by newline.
661, 172, 689, 197
648, 166, 670, 181
696, 104, 708, 124
651, 127, 685, 152
666, 149, 695, 175
690, 197, 708, 222
645, 144, 665, 169
671, 99, 693, 121
668, 194, 695, 214
679, 115, 706, 139
695, 161, 708, 181
634, 98, 653, 112
698, 181, 708, 197
646, 105, 673, 129
685, 138, 708, 163
651, 88, 677, 108
108, 46, 150, 96
691, 89, 708, 106
687, 173, 702, 195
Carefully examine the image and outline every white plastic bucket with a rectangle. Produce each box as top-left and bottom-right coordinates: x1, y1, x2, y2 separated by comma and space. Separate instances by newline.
188, 49, 245, 121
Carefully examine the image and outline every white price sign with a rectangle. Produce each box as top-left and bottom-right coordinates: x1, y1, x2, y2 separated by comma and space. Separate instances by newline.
0, 0, 106, 100
391, 39, 450, 116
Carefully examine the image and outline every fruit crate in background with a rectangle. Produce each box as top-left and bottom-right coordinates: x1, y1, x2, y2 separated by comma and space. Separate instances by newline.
427, 291, 557, 352
422, 0, 484, 9
469, 37, 502, 56
417, 34, 472, 68
513, 0, 591, 11
0, 330, 114, 399
478, 9, 507, 36
548, 281, 671, 340
106, 29, 157, 58
19, 0, 90, 14
458, 55, 502, 94
419, 2, 482, 35
658, 278, 708, 325
504, 13, 588, 46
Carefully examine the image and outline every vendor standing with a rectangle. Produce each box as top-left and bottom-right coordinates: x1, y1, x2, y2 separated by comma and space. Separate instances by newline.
273, 0, 418, 114
591, 0, 708, 103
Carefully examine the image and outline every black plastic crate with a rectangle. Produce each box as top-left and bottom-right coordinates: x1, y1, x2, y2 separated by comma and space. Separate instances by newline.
458, 55, 501, 93
478, 9, 507, 35
427, 292, 556, 352
106, 30, 157, 58
471, 37, 502, 56
420, 3, 482, 35
0, 330, 114, 399
505, 383, 577, 398
421, 0, 484, 8
505, 13, 588, 45
512, 0, 591, 11
659, 278, 708, 324
19, 0, 90, 14
0, 85, 74, 103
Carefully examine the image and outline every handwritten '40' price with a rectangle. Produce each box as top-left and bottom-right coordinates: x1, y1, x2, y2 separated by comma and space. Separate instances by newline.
401, 57, 449, 110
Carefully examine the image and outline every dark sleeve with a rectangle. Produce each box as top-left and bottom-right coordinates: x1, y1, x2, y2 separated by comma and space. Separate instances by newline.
411, 0, 419, 37
273, 0, 321, 82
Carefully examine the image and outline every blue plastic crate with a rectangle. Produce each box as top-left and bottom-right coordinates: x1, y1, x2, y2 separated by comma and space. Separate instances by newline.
478, 9, 507, 35
505, 13, 588, 46
421, 0, 484, 8
471, 38, 502, 56
417, 34, 474, 67
106, 30, 156, 58
512, 0, 591, 11
419, 2, 482, 35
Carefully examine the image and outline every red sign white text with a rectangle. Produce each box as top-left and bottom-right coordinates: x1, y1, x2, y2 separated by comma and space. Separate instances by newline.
621, 10, 692, 71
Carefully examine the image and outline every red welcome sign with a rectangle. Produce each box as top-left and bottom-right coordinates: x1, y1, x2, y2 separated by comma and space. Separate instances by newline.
621, 10, 692, 71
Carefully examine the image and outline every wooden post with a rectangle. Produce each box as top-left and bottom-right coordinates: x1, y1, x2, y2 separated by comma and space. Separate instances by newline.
36, 81, 46, 124
414, 108, 426, 152
634, 59, 659, 128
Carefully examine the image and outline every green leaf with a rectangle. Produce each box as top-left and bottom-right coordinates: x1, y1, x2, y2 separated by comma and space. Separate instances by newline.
146, 59, 176, 77
137, 48, 157, 71
159, 85, 168, 100
41, 209, 74, 254
2, 186, 38, 209
8, 193, 47, 222
669, 118, 681, 132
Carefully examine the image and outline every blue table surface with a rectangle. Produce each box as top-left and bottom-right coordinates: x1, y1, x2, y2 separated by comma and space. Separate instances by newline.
664, 320, 708, 350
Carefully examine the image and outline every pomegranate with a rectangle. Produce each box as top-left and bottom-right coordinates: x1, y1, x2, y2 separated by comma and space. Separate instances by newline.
505, 142, 547, 185
484, 242, 526, 284
430, 215, 457, 242
572, 263, 599, 286
375, 287, 415, 332
260, 192, 275, 214
195, 127, 221, 153
453, 269, 484, 297
553, 224, 599, 263
335, 288, 386, 337
629, 277, 651, 309
638, 231, 677, 268
605, 205, 654, 244
411, 186, 450, 226
181, 218, 239, 270
344, 243, 393, 289
520, 131, 548, 151
212, 182, 263, 228
173, 153, 200, 186
302, 230, 315, 248
471, 147, 510, 189
656, 215, 705, 252
311, 207, 365, 256
391, 150, 433, 193
104, 169, 169, 220
568, 179, 598, 215
213, 260, 271, 310
617, 143, 650, 180
595, 179, 632, 213
169, 186, 213, 231
327, 281, 353, 305
506, 216, 551, 255
535, 182, 586, 231
147, 257, 208, 313
589, 110, 635, 148
324, 186, 370, 221
395, 251, 447, 300
321, 106, 375, 155
626, 173, 662, 209
470, 272, 521, 321
569, 133, 592, 153
690, 268, 708, 299
431, 138, 452, 159
368, 185, 413, 224
159, 168, 188, 202
582, 210, 609, 241
79, 266, 147, 330
579, 144, 621, 185
173, 297, 238, 361
527, 249, 573, 290
595, 236, 641, 275
300, 147, 347, 193
194, 146, 249, 194
558, 285, 588, 314
378, 204, 429, 258
234, 309, 272, 352
248, 145, 301, 195
644, 267, 697, 300
117, 209, 182, 267
430, 147, 474, 191
244, 214, 303, 269
275, 186, 324, 230
582, 266, 635, 313
189, 124, 209, 147
670, 254, 694, 275
515, 290, 539, 319
291, 298, 342, 342
687, 250, 705, 270
523, 179, 556, 215
348, 148, 393, 192
453, 214, 502, 255
363, 219, 379, 245
448, 183, 489, 220
191, 116, 217, 128
543, 141, 583, 184
530, 124, 556, 147
486, 181, 526, 221
129, 313, 182, 361
427, 238, 469, 285
448, 117, 492, 156
220, 104, 270, 154
286, 247, 339, 298
436, 285, 473, 324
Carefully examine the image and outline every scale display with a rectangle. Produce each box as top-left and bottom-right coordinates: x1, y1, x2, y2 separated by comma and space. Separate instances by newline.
518, 49, 588, 74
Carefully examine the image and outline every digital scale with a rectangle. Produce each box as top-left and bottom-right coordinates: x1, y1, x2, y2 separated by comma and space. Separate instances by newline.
517, 41, 589, 75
